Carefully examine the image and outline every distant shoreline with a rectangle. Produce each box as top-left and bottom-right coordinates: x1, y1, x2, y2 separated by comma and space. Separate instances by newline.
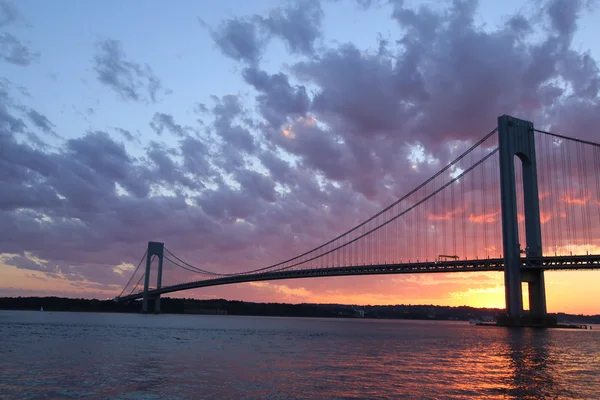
1, 296, 599, 324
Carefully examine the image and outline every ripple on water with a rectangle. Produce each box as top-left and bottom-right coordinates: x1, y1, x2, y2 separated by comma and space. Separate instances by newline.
1, 311, 599, 399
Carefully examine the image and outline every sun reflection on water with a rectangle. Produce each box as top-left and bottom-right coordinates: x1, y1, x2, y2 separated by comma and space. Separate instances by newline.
0, 312, 598, 399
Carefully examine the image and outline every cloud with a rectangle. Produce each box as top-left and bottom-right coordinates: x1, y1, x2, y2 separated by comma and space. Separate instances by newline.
145, 141, 198, 190
540, 212, 552, 224
211, 94, 257, 153
0, 0, 19, 28
0, 105, 26, 133
354, 0, 379, 10
448, 285, 505, 299
2, 0, 600, 307
93, 39, 166, 103
243, 66, 311, 128
469, 212, 500, 224
27, 109, 55, 134
113, 127, 137, 142
150, 112, 190, 138
179, 135, 213, 179
0, 32, 38, 66
1, 252, 56, 273
561, 194, 590, 204
209, 17, 266, 64
545, 0, 591, 38
247, 281, 313, 301
208, 0, 324, 63
428, 208, 463, 221
258, 0, 323, 56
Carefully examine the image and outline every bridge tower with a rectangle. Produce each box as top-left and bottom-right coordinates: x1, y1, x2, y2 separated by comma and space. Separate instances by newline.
498, 115, 549, 325
142, 241, 164, 313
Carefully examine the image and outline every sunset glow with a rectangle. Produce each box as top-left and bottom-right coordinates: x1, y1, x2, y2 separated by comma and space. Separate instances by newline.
1, 0, 600, 315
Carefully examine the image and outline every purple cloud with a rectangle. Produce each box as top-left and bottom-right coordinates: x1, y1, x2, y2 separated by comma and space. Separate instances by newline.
2, 0, 600, 302
209, 0, 324, 63
93, 39, 167, 103
258, 0, 323, 56
209, 17, 266, 64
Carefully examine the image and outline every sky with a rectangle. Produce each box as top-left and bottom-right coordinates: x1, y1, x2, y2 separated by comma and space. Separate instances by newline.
1, 0, 600, 314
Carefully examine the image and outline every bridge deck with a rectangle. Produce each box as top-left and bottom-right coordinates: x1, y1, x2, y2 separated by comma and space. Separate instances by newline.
116, 255, 600, 302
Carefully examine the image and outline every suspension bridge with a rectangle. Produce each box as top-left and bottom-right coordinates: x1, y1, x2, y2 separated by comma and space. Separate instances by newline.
115, 115, 600, 326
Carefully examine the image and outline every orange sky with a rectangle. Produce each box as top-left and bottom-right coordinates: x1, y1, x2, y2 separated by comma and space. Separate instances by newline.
2, 189, 599, 314
2, 261, 599, 315
2, 179, 599, 315
2, 0, 600, 318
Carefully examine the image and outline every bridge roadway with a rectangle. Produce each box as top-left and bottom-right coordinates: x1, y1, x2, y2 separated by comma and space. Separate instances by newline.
116, 254, 600, 302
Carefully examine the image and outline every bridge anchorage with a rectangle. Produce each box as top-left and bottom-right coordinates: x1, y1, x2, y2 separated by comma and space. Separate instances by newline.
115, 114, 600, 326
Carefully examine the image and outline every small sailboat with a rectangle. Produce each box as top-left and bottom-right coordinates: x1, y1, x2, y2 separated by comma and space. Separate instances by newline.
40, 306, 44, 312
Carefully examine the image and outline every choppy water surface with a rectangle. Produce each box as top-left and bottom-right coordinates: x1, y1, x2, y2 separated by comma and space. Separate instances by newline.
0, 311, 599, 399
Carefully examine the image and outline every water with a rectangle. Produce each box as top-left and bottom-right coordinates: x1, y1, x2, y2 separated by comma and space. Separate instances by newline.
0, 311, 599, 399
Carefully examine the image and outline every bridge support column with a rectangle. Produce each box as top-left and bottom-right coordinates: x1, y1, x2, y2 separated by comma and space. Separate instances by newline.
155, 252, 164, 314
498, 115, 550, 326
141, 241, 164, 314
525, 269, 546, 321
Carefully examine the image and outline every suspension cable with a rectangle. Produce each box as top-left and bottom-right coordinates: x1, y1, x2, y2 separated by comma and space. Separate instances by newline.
163, 247, 221, 276
164, 254, 219, 277
534, 128, 600, 148
167, 127, 499, 276
117, 250, 147, 298
237, 148, 500, 275
128, 271, 146, 296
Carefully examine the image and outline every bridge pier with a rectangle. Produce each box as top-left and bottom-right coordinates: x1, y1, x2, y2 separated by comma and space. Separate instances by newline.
142, 241, 164, 314
522, 269, 547, 322
154, 253, 164, 313
498, 115, 553, 326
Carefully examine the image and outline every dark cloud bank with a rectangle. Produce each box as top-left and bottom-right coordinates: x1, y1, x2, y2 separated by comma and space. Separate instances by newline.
1, 0, 600, 294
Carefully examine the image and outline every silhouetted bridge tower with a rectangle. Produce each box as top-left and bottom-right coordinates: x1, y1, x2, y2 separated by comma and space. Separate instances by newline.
142, 241, 164, 313
116, 115, 600, 326
498, 115, 546, 325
